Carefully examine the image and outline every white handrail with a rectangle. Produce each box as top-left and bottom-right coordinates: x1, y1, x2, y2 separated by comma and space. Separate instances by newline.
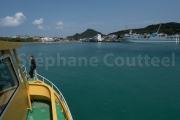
21, 65, 73, 120
36, 73, 72, 118
21, 65, 27, 74
17, 69, 23, 82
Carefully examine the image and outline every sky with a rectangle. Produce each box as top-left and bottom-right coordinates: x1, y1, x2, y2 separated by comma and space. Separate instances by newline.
0, 0, 180, 37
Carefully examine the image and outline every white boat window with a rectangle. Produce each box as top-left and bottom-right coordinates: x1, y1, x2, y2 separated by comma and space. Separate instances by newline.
0, 56, 19, 116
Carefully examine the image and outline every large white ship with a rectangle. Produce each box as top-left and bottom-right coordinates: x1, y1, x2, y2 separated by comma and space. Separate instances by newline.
122, 25, 180, 43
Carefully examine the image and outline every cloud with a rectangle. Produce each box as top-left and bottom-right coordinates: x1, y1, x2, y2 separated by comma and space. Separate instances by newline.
55, 26, 63, 29
57, 21, 63, 26
0, 12, 26, 26
38, 25, 45, 30
32, 18, 44, 30
56, 21, 63, 29
32, 18, 43, 25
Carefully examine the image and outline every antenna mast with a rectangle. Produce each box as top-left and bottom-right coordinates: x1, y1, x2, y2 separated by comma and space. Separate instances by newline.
157, 24, 161, 33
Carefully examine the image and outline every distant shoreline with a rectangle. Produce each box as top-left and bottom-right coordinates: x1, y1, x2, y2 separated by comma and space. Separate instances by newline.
21, 41, 81, 44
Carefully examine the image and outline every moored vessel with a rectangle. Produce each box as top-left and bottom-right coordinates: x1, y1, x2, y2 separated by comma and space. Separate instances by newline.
0, 41, 73, 120
122, 24, 179, 43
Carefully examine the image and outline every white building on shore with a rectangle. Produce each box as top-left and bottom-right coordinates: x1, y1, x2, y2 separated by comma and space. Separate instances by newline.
39, 37, 54, 42
94, 34, 103, 42
108, 34, 117, 39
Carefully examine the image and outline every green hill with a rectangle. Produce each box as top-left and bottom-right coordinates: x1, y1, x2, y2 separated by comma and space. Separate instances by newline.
109, 22, 180, 38
67, 29, 104, 40
67, 22, 180, 39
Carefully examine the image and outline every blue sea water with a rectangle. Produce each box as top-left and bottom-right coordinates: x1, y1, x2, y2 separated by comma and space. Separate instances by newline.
17, 42, 180, 120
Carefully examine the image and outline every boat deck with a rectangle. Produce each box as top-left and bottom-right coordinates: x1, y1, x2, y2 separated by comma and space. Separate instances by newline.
26, 100, 52, 120
26, 76, 66, 120
55, 101, 66, 120
26, 100, 66, 120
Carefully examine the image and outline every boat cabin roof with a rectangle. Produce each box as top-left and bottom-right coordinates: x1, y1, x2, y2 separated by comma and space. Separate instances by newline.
0, 41, 21, 50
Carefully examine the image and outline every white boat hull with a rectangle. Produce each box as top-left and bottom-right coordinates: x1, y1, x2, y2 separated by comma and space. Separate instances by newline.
122, 38, 176, 43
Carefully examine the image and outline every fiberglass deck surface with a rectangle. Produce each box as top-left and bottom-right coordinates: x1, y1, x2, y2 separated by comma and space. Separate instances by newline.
26, 101, 52, 120
27, 76, 37, 82
26, 75, 66, 120
26, 100, 65, 120
55, 101, 65, 120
